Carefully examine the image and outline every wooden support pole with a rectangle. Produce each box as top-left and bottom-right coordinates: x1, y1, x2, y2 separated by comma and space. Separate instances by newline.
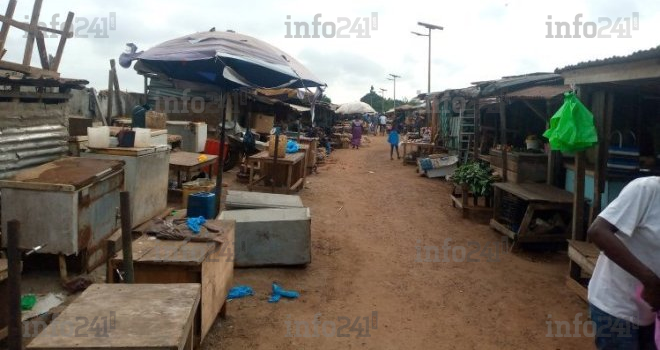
107, 70, 114, 123
120, 191, 134, 283
34, 31, 49, 69
499, 97, 508, 182
22, 0, 43, 67
7, 220, 22, 350
110, 59, 123, 115
50, 11, 74, 72
106, 239, 116, 283
590, 91, 606, 224
0, 0, 17, 58
215, 91, 227, 216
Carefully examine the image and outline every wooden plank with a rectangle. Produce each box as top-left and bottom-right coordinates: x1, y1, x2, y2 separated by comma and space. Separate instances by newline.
0, 0, 17, 55
248, 151, 305, 165
490, 219, 517, 240
110, 59, 123, 115
26, 284, 200, 350
499, 98, 508, 182
200, 221, 234, 341
0, 90, 70, 99
88, 146, 157, 157
565, 276, 589, 303
22, 0, 42, 66
106, 69, 113, 121
34, 31, 48, 69
516, 204, 535, 240
170, 151, 219, 168
0, 258, 7, 281
0, 13, 72, 38
50, 12, 73, 72
492, 182, 574, 203
572, 152, 586, 240
0, 60, 58, 78
568, 239, 600, 273
591, 90, 606, 224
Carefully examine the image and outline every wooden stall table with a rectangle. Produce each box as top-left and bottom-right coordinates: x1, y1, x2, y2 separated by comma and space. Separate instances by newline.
169, 151, 219, 188
27, 283, 200, 350
401, 141, 435, 165
247, 151, 307, 194
109, 220, 235, 347
566, 239, 600, 302
490, 182, 574, 246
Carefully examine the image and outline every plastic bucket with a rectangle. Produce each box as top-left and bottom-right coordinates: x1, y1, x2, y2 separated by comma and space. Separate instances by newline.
187, 192, 216, 219
182, 179, 215, 208
133, 128, 151, 148
87, 126, 110, 148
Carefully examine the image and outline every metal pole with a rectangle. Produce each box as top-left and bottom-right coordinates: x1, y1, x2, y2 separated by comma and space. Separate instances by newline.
215, 91, 227, 216
272, 128, 280, 193
426, 27, 431, 127
7, 220, 22, 350
120, 191, 134, 283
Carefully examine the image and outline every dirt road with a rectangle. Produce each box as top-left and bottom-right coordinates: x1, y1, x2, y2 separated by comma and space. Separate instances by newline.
204, 136, 594, 349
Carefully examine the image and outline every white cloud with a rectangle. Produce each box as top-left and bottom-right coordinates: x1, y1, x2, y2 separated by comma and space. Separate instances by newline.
2, 0, 657, 105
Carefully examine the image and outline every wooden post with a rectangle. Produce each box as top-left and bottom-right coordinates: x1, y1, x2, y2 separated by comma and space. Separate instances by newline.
143, 75, 149, 104
106, 239, 116, 283
120, 191, 134, 283
7, 220, 22, 350
22, 0, 42, 66
107, 70, 114, 123
34, 31, 49, 69
215, 91, 227, 216
590, 91, 606, 224
49, 11, 73, 72
572, 151, 586, 240
499, 96, 508, 182
110, 59, 123, 115
0, 0, 17, 59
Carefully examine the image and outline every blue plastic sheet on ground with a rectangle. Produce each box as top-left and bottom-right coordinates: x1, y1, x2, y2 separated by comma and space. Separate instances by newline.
227, 285, 254, 300
286, 140, 299, 153
187, 216, 206, 233
268, 283, 300, 303
419, 158, 433, 171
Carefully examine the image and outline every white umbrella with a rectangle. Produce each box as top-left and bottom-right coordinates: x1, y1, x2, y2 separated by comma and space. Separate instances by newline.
336, 101, 377, 115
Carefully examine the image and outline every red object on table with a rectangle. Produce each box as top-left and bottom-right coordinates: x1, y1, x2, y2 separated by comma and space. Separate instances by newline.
203, 139, 230, 175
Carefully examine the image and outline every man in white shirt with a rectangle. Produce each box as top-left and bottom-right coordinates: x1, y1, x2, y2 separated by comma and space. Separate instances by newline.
587, 176, 660, 349
378, 114, 387, 136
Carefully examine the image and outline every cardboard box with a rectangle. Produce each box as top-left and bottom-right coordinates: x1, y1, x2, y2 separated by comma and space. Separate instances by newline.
253, 114, 275, 133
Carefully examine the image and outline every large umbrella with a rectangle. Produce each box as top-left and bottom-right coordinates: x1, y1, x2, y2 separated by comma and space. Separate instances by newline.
335, 101, 377, 115
121, 31, 326, 90
120, 30, 326, 215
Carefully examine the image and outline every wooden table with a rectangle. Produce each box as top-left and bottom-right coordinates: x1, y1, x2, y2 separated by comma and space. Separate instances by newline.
401, 141, 435, 165
490, 182, 574, 245
169, 151, 219, 188
109, 220, 234, 347
566, 239, 600, 302
27, 283, 200, 350
247, 151, 307, 194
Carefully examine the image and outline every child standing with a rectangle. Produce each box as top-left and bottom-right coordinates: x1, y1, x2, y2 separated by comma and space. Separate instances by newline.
388, 125, 400, 160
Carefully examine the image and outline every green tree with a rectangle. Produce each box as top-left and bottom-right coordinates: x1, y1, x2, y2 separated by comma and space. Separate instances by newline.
359, 87, 406, 113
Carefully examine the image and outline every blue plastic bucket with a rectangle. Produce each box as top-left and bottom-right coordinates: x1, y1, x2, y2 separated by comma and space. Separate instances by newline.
187, 192, 216, 219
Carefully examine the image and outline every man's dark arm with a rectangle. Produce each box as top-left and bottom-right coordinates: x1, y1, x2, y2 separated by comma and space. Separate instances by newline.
588, 217, 660, 309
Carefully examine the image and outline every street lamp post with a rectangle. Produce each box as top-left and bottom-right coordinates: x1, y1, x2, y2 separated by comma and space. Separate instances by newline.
379, 88, 387, 113
387, 73, 400, 118
412, 21, 443, 130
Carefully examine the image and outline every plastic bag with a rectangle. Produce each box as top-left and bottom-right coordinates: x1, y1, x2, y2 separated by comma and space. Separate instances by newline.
543, 92, 598, 152
286, 140, 300, 154
227, 285, 254, 300
268, 283, 300, 303
186, 216, 206, 234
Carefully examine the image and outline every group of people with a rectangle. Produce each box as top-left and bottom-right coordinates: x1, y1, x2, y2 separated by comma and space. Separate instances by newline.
349, 114, 401, 160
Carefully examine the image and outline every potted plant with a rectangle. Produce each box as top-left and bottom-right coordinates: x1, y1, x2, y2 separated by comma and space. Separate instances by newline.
451, 161, 495, 206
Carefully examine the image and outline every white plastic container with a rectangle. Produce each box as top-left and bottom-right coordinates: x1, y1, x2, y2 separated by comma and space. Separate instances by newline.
87, 126, 110, 148
133, 128, 151, 148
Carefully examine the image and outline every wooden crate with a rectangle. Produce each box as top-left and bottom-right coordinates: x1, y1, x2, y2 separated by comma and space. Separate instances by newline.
110, 221, 234, 347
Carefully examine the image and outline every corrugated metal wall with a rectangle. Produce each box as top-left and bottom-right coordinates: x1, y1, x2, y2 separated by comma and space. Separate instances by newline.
0, 102, 69, 179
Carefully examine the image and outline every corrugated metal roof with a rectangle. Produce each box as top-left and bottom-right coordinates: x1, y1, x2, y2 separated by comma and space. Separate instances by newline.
556, 45, 660, 73
478, 73, 563, 97
506, 85, 570, 100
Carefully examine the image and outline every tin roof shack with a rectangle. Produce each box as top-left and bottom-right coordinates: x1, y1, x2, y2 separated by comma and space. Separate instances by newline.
475, 73, 566, 183
556, 46, 660, 301
431, 87, 480, 161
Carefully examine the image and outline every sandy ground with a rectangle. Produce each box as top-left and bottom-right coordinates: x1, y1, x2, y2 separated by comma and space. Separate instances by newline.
202, 136, 594, 350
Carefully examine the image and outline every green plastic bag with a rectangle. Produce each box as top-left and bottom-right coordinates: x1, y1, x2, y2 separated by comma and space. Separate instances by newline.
21, 294, 37, 311
543, 92, 598, 152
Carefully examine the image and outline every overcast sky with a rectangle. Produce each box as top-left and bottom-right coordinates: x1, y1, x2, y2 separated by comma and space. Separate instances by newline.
3, 0, 658, 104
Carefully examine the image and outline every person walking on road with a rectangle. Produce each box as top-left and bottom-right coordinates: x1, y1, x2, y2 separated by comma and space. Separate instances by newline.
379, 114, 387, 136
350, 115, 363, 150
388, 124, 400, 160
